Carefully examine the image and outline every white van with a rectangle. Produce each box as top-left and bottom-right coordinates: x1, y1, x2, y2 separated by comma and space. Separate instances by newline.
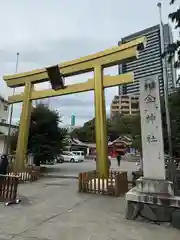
71, 151, 85, 162
62, 152, 80, 163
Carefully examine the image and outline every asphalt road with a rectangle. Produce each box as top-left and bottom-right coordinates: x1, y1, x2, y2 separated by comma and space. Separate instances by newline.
42, 158, 137, 181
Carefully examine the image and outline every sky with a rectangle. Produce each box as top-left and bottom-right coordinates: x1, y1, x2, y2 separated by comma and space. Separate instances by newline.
0, 0, 178, 126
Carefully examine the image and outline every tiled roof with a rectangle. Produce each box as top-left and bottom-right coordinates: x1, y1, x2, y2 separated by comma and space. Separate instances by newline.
70, 135, 132, 148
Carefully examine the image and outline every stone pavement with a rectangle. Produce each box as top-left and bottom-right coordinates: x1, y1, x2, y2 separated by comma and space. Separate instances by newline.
41, 159, 137, 181
0, 178, 179, 240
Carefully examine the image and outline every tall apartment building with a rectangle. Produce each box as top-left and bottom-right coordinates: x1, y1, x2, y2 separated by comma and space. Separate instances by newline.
110, 95, 139, 118
118, 24, 176, 96
0, 96, 13, 153
0, 96, 9, 123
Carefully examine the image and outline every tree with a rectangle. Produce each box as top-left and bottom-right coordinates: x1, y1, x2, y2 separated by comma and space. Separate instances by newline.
130, 114, 142, 151
71, 113, 142, 149
164, 0, 180, 82
109, 113, 141, 143
11, 103, 68, 165
71, 115, 127, 142
159, 1, 180, 155
71, 118, 96, 142
108, 114, 133, 140
159, 87, 180, 156
168, 90, 180, 156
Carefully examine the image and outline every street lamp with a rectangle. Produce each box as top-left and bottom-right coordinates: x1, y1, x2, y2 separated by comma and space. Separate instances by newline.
157, 2, 174, 182
4, 52, 20, 155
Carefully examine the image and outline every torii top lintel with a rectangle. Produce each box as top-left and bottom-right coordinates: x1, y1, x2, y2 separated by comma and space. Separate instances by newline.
3, 37, 146, 88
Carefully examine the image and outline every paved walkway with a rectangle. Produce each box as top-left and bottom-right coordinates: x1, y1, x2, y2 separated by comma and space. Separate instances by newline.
0, 178, 179, 240
41, 159, 137, 181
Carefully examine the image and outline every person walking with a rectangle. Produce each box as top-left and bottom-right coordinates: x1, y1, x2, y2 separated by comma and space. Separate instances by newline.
108, 155, 111, 169
0, 154, 9, 176
116, 154, 122, 167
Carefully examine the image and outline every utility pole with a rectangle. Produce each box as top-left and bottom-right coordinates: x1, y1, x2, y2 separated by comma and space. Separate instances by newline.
157, 2, 174, 183
4, 52, 20, 155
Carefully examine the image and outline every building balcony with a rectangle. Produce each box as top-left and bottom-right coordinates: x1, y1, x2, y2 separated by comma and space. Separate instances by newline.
112, 100, 119, 104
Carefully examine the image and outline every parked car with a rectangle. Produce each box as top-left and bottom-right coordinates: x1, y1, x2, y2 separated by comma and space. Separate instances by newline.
55, 154, 64, 163
62, 152, 80, 163
71, 151, 85, 162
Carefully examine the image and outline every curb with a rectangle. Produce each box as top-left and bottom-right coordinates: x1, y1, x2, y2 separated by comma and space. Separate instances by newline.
40, 174, 78, 179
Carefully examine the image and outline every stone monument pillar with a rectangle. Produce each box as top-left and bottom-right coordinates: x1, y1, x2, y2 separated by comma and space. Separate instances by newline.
140, 75, 165, 180
125, 75, 180, 222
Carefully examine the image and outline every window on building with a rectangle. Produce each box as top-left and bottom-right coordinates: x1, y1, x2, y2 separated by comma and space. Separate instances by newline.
1, 119, 6, 123
114, 96, 119, 100
121, 110, 129, 114
121, 95, 129, 99
121, 106, 129, 109
112, 100, 119, 104
112, 106, 119, 109
131, 102, 139, 109
131, 97, 139, 100
4, 105, 8, 111
121, 101, 129, 104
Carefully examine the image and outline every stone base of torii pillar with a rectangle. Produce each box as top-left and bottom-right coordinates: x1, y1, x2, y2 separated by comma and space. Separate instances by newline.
125, 177, 180, 223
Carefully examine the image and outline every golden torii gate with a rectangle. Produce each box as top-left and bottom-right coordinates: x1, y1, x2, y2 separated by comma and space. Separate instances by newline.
3, 36, 146, 177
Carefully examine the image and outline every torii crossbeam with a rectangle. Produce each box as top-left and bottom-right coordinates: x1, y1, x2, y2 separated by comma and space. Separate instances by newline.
3, 36, 146, 177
